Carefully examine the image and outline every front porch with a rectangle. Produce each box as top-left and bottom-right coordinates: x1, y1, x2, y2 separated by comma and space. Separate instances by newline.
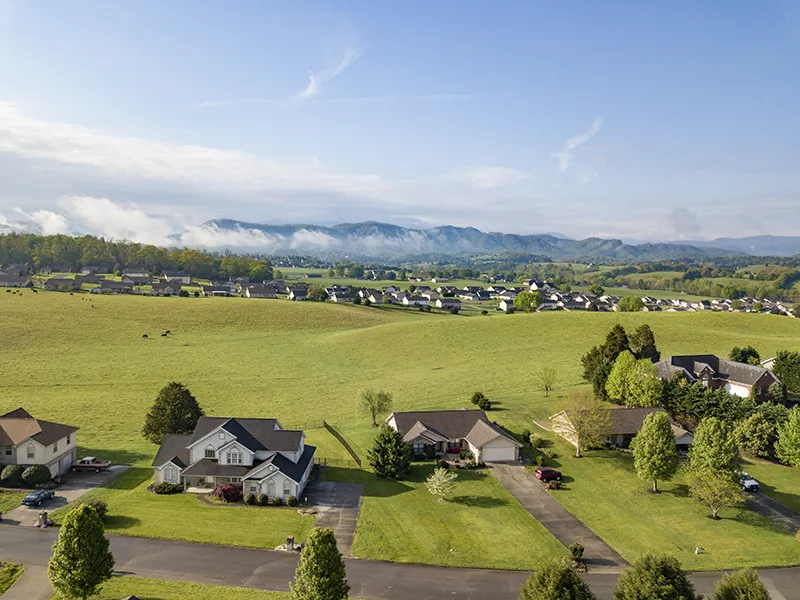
183, 475, 242, 494
412, 439, 467, 460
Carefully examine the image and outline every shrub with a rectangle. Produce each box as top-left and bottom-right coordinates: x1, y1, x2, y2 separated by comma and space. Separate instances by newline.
546, 480, 561, 491
244, 493, 256, 506
364, 299, 372, 306
36, 481, 56, 490
273, 496, 284, 506
449, 307, 459, 315
148, 482, 183, 494
287, 496, 298, 507
178, 289, 189, 297
532, 455, 545, 467
529, 434, 542, 448
22, 465, 51, 486
1, 464, 24, 488
258, 494, 269, 506
548, 451, 559, 460
82, 499, 108, 520
569, 543, 585, 561
521, 429, 531, 444
481, 309, 488, 315
210, 483, 242, 503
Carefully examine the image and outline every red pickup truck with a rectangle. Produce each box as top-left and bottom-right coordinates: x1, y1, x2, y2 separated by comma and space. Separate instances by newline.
71, 457, 112, 472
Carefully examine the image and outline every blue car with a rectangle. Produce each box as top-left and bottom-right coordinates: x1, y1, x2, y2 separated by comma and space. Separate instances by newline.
21, 489, 55, 507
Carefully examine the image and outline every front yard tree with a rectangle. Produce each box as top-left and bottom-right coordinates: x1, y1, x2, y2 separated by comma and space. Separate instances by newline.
629, 324, 661, 362
728, 345, 761, 365
360, 389, 393, 427
775, 407, 800, 466
514, 290, 541, 313
48, 504, 115, 600
613, 554, 698, 600
425, 467, 458, 501
712, 569, 770, 600
630, 411, 678, 493
687, 418, 740, 476
688, 469, 744, 519
368, 424, 412, 479
518, 559, 597, 600
606, 350, 636, 404
142, 382, 204, 444
772, 350, 800, 394
563, 389, 611, 458
536, 366, 557, 398
290, 527, 349, 600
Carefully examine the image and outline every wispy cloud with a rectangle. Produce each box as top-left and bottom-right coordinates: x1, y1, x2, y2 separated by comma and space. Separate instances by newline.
295, 46, 363, 101
417, 94, 473, 102
551, 117, 603, 172
449, 165, 532, 189
193, 93, 477, 109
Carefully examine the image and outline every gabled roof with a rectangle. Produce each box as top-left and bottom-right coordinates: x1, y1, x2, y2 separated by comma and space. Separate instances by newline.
0, 408, 78, 447
464, 420, 522, 448
389, 409, 520, 448
189, 417, 302, 453
655, 355, 780, 387
151, 434, 192, 468
402, 421, 450, 444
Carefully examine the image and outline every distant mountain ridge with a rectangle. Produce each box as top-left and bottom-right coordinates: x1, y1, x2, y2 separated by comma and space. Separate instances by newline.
201, 219, 746, 260
672, 235, 800, 257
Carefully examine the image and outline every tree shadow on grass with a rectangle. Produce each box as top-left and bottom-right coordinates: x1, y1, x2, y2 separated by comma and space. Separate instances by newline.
663, 483, 690, 498
100, 467, 152, 491
730, 506, 790, 535
106, 515, 141, 530
451, 495, 508, 508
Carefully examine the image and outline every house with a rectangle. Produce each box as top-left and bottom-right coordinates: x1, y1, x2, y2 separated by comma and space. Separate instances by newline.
288, 288, 308, 301
0, 408, 79, 477
654, 355, 781, 399
79, 265, 101, 275
246, 284, 277, 299
329, 289, 354, 303
549, 407, 693, 452
44, 277, 80, 292
122, 268, 150, 278
75, 274, 102, 286
431, 277, 449, 283
93, 280, 133, 294
386, 409, 521, 462
150, 281, 182, 296
0, 275, 31, 288
421, 290, 440, 301
476, 290, 491, 301
211, 280, 238, 294
0, 264, 28, 277
367, 292, 384, 304
162, 271, 191, 284
151, 416, 315, 499
435, 298, 462, 311
202, 285, 232, 297
499, 299, 515, 313
122, 275, 154, 286
402, 295, 428, 307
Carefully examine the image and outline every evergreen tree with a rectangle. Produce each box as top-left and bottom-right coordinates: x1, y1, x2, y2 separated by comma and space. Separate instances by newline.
630, 412, 678, 492
290, 528, 349, 600
48, 504, 115, 600
606, 351, 637, 405
368, 424, 412, 479
142, 382, 205, 444
775, 407, 800, 466
582, 324, 631, 400
629, 324, 661, 362
603, 324, 631, 362
425, 467, 458, 501
728, 346, 761, 365
712, 569, 770, 600
519, 559, 597, 600
772, 350, 800, 394
613, 554, 698, 600
687, 418, 740, 477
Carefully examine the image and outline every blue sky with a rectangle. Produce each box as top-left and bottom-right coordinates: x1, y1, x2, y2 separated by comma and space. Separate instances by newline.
0, 0, 799, 246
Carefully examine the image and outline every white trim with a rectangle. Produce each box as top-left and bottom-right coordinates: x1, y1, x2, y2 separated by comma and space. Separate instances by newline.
156, 459, 184, 470
186, 423, 236, 453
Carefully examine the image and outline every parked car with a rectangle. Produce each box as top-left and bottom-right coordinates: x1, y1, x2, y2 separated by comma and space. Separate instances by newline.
71, 456, 112, 472
533, 467, 562, 482
740, 471, 759, 493
21, 489, 56, 507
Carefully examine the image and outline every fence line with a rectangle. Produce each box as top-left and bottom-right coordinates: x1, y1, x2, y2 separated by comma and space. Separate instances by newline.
323, 420, 362, 467
314, 456, 360, 469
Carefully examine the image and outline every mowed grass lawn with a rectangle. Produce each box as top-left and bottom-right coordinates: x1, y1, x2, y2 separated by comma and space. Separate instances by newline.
533, 434, 800, 570
52, 468, 316, 549
742, 457, 800, 514
2, 292, 800, 569
0, 563, 23, 595
329, 464, 566, 570
0, 491, 26, 513
50, 575, 293, 600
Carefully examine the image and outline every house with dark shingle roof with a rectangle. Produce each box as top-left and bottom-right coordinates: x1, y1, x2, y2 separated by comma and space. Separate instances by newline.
386, 409, 521, 462
0, 408, 79, 477
655, 355, 781, 399
151, 417, 315, 500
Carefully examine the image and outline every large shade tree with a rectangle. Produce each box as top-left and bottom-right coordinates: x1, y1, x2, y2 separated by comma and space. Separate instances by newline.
142, 382, 204, 444
630, 411, 679, 493
687, 418, 740, 476
613, 554, 698, 600
360, 389, 393, 427
561, 389, 611, 458
775, 407, 800, 466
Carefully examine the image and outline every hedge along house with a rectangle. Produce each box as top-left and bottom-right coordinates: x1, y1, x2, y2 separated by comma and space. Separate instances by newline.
151, 417, 315, 500
0, 408, 79, 477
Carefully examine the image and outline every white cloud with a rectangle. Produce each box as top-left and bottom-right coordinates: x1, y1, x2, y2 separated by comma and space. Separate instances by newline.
450, 165, 532, 189
13, 208, 69, 234
551, 117, 603, 172
295, 47, 363, 101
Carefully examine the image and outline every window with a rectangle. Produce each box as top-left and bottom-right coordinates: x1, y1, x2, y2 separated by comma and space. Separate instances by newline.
166, 466, 175, 481
229, 477, 242, 483
53, 441, 58, 453
219, 432, 225, 440
267, 480, 275, 497
4, 447, 10, 456
413, 442, 424, 455
204, 445, 216, 459
227, 451, 242, 465
27, 444, 35, 459
283, 480, 292, 496
248, 482, 259, 494
66, 434, 71, 445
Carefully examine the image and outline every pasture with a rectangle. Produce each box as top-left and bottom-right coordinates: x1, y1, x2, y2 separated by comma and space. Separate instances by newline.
2, 292, 800, 569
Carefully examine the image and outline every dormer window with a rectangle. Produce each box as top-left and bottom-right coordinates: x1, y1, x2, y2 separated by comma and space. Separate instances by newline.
219, 432, 225, 439
227, 451, 242, 465
204, 445, 216, 459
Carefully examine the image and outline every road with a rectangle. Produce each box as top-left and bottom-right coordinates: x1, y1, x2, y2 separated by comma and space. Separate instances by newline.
2, 525, 799, 600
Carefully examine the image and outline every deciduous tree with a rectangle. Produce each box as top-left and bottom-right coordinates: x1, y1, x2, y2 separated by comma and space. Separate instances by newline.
687, 418, 740, 476
307, 284, 328, 302
772, 350, 800, 394
618, 296, 645, 312
48, 504, 115, 600
688, 470, 744, 519
360, 390, 393, 427
561, 389, 611, 458
712, 569, 769, 600
630, 412, 678, 492
368, 424, 412, 479
142, 382, 204, 444
613, 554, 698, 600
519, 559, 597, 600
290, 527, 349, 600
775, 407, 800, 466
606, 350, 637, 404
514, 291, 541, 313
627, 359, 663, 408
425, 467, 458, 501
536, 366, 557, 398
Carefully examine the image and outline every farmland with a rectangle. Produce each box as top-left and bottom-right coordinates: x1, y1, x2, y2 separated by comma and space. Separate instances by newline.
2, 292, 800, 570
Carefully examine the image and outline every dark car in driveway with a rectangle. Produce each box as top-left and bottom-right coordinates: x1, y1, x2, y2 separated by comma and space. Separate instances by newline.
533, 467, 562, 482
21, 489, 56, 507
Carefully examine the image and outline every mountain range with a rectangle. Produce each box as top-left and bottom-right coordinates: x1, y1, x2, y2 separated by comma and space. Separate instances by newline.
201, 219, 796, 261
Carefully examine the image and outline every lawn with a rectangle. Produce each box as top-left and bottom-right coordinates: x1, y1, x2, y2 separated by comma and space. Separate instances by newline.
0, 490, 26, 513
51, 468, 316, 549
531, 433, 800, 570
742, 456, 800, 514
49, 575, 293, 600
0, 563, 23, 595
2, 292, 800, 569
332, 464, 567, 570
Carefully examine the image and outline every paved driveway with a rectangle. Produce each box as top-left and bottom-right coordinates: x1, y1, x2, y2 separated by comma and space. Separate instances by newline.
302, 478, 363, 556
2, 465, 129, 526
747, 492, 800, 532
489, 463, 626, 570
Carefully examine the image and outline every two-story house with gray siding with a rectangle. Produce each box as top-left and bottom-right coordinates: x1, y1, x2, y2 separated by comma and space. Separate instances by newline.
0, 408, 79, 477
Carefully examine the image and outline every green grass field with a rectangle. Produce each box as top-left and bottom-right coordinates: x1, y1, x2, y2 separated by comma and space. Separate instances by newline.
0, 491, 26, 514
2, 292, 800, 570
0, 563, 23, 595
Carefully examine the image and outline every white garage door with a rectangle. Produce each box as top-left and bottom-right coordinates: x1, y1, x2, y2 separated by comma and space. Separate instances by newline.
481, 445, 515, 462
